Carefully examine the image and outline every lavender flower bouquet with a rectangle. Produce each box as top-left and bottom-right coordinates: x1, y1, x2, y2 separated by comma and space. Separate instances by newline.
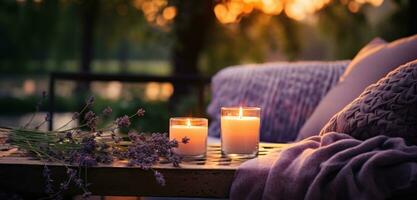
1, 94, 187, 199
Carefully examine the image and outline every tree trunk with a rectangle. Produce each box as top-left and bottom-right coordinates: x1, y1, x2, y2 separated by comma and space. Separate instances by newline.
74, 0, 99, 120
80, 0, 99, 74
77, 0, 99, 93
170, 0, 214, 111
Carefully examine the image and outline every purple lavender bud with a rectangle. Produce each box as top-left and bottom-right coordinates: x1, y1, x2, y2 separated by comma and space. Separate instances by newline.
86, 96, 95, 106
65, 132, 73, 139
102, 106, 112, 116
84, 111, 95, 121
115, 115, 131, 128
138, 134, 146, 141
128, 131, 137, 141
181, 136, 190, 144
84, 111, 98, 131
168, 139, 179, 148
136, 108, 145, 117
154, 171, 166, 186
168, 153, 181, 167
81, 136, 96, 153
79, 155, 97, 167
72, 112, 80, 120
87, 119, 97, 132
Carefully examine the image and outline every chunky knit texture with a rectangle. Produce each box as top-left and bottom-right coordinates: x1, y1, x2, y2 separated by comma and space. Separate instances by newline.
207, 61, 349, 142
321, 59, 417, 145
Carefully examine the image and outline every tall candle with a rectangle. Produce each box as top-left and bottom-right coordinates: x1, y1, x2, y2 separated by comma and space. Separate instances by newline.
221, 107, 260, 157
169, 118, 208, 157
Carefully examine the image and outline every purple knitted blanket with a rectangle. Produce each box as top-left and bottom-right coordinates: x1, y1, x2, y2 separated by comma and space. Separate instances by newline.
231, 132, 417, 200
207, 61, 349, 142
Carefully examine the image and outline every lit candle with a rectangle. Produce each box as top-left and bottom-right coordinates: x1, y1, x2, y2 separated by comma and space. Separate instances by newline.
169, 117, 208, 158
221, 107, 260, 158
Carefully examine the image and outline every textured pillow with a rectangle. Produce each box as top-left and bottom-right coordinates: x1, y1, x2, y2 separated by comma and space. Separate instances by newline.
207, 61, 348, 142
320, 59, 417, 145
298, 34, 417, 140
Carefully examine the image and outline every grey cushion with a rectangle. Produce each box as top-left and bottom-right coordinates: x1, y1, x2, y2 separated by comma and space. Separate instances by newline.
298, 34, 417, 140
207, 61, 348, 142
320, 59, 417, 145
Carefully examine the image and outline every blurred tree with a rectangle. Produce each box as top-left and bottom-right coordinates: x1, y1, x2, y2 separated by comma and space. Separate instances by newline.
0, 0, 60, 72
169, 0, 215, 109
317, 3, 370, 59
375, 0, 416, 40
199, 12, 301, 75
79, 0, 99, 74
0, 0, 414, 77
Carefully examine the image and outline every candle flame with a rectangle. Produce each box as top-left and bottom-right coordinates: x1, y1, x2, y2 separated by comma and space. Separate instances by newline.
239, 107, 243, 118
186, 118, 191, 127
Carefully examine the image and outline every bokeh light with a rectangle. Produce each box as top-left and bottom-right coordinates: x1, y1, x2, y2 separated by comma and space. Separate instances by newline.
132, 0, 176, 27
214, 0, 384, 24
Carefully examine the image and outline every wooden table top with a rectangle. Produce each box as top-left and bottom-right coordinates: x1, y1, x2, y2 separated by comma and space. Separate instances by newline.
0, 128, 287, 198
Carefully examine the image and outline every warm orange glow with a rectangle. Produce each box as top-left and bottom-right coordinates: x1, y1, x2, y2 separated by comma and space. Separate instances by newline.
23, 79, 36, 95
261, 0, 283, 15
145, 82, 173, 101
105, 81, 123, 100
133, 0, 385, 26
186, 118, 191, 126
213, 0, 385, 24
348, 1, 359, 13
145, 82, 160, 100
133, 0, 173, 27
160, 83, 174, 99
369, 0, 383, 6
163, 6, 177, 20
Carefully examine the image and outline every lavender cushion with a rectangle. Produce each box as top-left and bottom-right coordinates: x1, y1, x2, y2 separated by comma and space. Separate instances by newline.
320, 59, 417, 145
207, 61, 348, 142
298, 34, 417, 140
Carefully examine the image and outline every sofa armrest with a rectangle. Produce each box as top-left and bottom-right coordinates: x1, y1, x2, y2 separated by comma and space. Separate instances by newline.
207, 60, 350, 142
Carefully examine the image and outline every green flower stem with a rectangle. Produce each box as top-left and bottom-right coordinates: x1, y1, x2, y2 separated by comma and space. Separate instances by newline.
55, 104, 89, 131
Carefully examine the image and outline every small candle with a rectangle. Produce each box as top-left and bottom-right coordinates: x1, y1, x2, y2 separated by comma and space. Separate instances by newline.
169, 117, 208, 158
221, 107, 260, 158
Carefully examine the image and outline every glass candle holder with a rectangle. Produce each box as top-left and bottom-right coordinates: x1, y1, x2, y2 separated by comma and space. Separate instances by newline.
169, 117, 208, 159
221, 107, 260, 158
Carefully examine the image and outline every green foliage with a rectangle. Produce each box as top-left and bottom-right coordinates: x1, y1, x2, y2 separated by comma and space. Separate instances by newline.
0, 0, 171, 73
317, 4, 372, 59
199, 12, 302, 75
374, 0, 413, 41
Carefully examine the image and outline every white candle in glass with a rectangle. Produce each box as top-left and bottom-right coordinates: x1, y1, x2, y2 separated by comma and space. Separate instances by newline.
169, 118, 208, 158
221, 107, 260, 157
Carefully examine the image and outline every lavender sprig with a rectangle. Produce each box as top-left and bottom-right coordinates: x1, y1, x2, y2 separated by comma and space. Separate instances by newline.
23, 91, 47, 129
7, 94, 188, 199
